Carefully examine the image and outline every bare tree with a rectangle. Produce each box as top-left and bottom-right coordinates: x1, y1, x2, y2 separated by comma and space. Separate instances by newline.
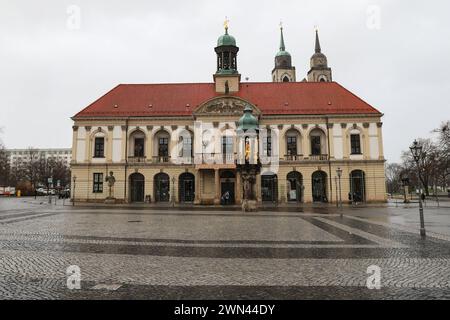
0, 143, 9, 186
401, 138, 439, 196
434, 121, 450, 190
385, 163, 404, 194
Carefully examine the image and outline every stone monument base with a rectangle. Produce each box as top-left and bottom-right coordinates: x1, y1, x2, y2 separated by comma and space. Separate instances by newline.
104, 198, 116, 204
242, 199, 258, 212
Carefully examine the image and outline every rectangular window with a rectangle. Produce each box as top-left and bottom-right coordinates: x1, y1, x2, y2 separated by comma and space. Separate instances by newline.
221, 136, 233, 155
94, 137, 105, 158
158, 138, 168, 157
263, 136, 272, 156
93, 173, 103, 193
182, 137, 192, 158
287, 136, 297, 156
351, 134, 361, 154
311, 136, 321, 155
134, 138, 145, 157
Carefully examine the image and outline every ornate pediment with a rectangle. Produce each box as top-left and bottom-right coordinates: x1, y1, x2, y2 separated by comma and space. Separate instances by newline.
194, 97, 260, 117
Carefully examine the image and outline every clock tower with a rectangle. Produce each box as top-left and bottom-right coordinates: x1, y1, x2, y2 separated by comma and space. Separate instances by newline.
272, 25, 296, 82
307, 30, 332, 82
214, 21, 241, 94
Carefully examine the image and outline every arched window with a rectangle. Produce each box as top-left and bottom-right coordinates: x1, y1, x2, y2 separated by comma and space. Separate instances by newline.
153, 130, 170, 163
310, 128, 326, 157
350, 170, 366, 203
129, 130, 145, 158
91, 129, 106, 159
178, 130, 193, 162
283, 76, 290, 82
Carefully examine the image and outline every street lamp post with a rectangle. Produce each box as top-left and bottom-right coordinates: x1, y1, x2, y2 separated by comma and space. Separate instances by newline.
336, 167, 343, 215
410, 140, 426, 238
172, 176, 176, 207
72, 176, 77, 207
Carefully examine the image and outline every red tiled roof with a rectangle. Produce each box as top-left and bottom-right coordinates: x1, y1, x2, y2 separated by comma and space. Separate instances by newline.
73, 82, 381, 118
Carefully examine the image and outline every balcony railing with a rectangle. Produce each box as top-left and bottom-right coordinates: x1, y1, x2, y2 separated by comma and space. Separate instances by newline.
173, 156, 194, 164
309, 154, 329, 161
127, 156, 147, 163
284, 154, 304, 161
197, 153, 237, 165
152, 155, 171, 163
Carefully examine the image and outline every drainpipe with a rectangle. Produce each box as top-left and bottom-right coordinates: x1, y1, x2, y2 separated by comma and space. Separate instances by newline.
124, 118, 129, 202
326, 117, 333, 204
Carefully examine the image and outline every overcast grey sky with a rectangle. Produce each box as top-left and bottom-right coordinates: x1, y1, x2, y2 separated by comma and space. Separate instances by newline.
1, 0, 449, 162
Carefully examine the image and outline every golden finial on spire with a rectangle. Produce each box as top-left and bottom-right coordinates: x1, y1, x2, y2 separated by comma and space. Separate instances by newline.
224, 16, 230, 31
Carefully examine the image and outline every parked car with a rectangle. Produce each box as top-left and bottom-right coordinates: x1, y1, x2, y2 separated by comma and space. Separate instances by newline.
36, 188, 48, 195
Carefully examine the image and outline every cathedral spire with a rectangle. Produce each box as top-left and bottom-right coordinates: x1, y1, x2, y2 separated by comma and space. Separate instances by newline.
315, 29, 321, 53
279, 24, 286, 52
272, 23, 296, 82
308, 28, 332, 82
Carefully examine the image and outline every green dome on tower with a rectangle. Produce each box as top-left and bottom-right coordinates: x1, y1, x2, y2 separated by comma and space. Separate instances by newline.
276, 50, 291, 57
217, 29, 236, 47
237, 105, 258, 131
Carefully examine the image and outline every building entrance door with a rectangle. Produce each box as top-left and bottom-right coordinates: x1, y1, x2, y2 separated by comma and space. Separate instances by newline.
129, 173, 145, 203
312, 171, 328, 203
154, 173, 170, 202
179, 173, 195, 203
261, 174, 278, 202
221, 180, 235, 205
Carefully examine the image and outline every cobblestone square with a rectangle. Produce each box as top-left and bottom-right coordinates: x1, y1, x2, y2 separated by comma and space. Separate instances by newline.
0, 197, 450, 300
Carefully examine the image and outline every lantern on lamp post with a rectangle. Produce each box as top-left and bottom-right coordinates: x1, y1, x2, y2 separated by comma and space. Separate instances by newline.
409, 139, 426, 238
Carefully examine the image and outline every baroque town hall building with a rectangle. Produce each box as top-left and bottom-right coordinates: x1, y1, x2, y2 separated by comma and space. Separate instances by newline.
71, 25, 386, 205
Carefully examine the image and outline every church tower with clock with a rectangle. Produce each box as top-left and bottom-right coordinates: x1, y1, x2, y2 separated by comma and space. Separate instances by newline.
272, 25, 296, 82
307, 30, 332, 82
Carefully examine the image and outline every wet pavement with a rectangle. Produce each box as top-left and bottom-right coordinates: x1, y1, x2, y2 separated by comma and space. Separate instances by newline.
0, 197, 449, 299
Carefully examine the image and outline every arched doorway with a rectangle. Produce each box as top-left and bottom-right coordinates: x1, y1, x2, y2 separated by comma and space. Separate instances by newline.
350, 170, 366, 203
261, 173, 278, 202
287, 171, 303, 202
129, 173, 145, 203
312, 171, 328, 203
220, 170, 235, 205
179, 172, 195, 203
154, 173, 170, 202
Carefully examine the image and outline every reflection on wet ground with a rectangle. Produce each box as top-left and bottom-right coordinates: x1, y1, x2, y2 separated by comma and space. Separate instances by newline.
0, 197, 449, 299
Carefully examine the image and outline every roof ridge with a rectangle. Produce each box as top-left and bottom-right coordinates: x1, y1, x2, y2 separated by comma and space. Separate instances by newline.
333, 82, 382, 115
72, 84, 122, 119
